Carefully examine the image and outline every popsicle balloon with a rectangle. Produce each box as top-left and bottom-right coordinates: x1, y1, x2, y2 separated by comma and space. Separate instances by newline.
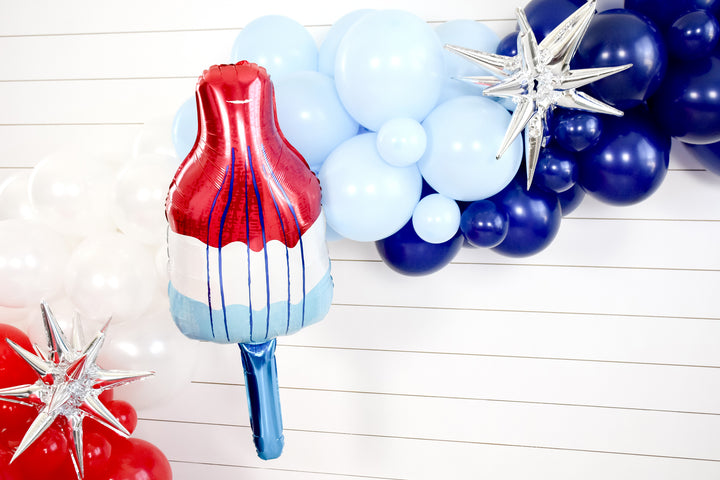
165, 61, 334, 459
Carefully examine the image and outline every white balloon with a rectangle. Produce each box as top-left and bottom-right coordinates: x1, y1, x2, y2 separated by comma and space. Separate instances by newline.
0, 219, 71, 308
29, 152, 116, 237
112, 158, 174, 245
98, 302, 200, 409
0, 305, 32, 330
25, 297, 107, 348
64, 232, 158, 323
0, 172, 36, 221
132, 116, 178, 162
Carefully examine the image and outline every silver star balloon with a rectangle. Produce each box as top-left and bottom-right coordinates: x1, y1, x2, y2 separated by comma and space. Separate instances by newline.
445, 0, 632, 189
0, 301, 153, 479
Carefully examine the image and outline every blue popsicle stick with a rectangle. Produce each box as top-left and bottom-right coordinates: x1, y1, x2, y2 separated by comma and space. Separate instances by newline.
239, 339, 284, 460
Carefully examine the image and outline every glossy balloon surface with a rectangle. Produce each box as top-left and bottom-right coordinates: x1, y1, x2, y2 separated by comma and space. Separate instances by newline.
685, 140, 720, 175
534, 145, 578, 193
552, 110, 602, 152
668, 10, 720, 60
460, 200, 509, 248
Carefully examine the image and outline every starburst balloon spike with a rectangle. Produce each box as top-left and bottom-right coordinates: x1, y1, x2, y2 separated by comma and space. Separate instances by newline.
445, 0, 632, 190
0, 301, 154, 479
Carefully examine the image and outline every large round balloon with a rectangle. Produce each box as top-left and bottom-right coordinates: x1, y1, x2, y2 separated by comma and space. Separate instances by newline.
334, 10, 444, 131
376, 220, 464, 276
577, 108, 670, 205
491, 180, 562, 257
318, 10, 374, 77
0, 220, 70, 308
274, 71, 359, 170
230, 15, 318, 80
524, 0, 585, 42
0, 172, 35, 221
435, 19, 500, 102
319, 133, 422, 242
575, 9, 668, 110
418, 96, 522, 201
624, 0, 718, 29
557, 183, 586, 216
650, 55, 720, 145
684, 140, 720, 175
668, 10, 720, 60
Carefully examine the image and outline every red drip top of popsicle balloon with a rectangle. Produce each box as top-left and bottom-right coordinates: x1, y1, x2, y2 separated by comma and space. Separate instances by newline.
166, 61, 322, 251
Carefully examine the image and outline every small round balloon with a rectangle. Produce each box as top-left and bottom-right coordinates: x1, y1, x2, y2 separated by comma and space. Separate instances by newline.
319, 133, 422, 242
230, 15, 318, 80
491, 180, 562, 257
411, 194, 461, 244
460, 200, 509, 248
650, 55, 720, 145
575, 9, 668, 110
418, 96, 522, 201
668, 10, 720, 60
274, 71, 359, 170
534, 145, 578, 193
552, 110, 603, 153
376, 118, 427, 167
577, 108, 670, 205
334, 10, 444, 131
376, 220, 464, 276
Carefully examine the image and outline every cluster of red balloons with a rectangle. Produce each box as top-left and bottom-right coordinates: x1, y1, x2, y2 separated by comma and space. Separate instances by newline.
0, 324, 172, 480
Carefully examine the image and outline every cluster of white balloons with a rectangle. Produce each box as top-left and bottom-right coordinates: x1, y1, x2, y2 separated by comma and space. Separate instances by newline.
0, 122, 200, 408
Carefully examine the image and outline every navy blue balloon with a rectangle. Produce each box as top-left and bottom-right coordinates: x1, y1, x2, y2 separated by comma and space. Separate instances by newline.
460, 200, 509, 248
534, 145, 578, 193
684, 140, 720, 175
496, 31, 518, 57
650, 55, 720, 144
552, 110, 603, 152
625, 0, 718, 29
491, 180, 562, 257
376, 220, 464, 276
578, 108, 670, 205
575, 9, 668, 110
557, 183, 586, 216
669, 10, 720, 59
524, 0, 584, 42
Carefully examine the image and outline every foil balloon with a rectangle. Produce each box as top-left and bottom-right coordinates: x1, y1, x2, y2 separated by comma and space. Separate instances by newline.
165, 62, 334, 460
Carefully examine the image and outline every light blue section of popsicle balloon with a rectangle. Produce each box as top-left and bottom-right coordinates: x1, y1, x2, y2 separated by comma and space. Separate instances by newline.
318, 9, 374, 77
171, 97, 197, 161
434, 19, 500, 103
231, 15, 318, 80
168, 266, 333, 344
274, 72, 359, 171
334, 10, 444, 131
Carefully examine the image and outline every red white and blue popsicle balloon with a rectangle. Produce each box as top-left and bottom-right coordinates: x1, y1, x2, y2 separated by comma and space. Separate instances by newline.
165, 61, 334, 459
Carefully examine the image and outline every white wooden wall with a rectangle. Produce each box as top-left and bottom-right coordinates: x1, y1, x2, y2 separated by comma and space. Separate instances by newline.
2, 0, 720, 479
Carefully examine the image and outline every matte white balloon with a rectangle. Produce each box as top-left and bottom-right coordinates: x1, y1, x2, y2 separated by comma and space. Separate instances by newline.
64, 232, 158, 323
0, 172, 36, 221
0, 219, 71, 308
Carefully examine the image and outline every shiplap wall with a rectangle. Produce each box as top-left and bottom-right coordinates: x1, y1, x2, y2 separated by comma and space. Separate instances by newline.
3, 0, 720, 479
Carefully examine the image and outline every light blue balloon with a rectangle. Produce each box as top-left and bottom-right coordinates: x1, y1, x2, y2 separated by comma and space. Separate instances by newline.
376, 118, 427, 167
318, 133, 422, 242
231, 15, 318, 80
171, 97, 197, 161
318, 9, 374, 77
435, 19, 501, 103
334, 10, 444, 131
418, 96, 522, 201
412, 194, 461, 244
274, 71, 359, 170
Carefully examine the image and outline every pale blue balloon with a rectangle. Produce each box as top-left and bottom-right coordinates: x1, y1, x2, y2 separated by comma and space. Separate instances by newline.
412, 194, 461, 244
418, 96, 522, 201
318, 9, 374, 77
334, 10, 444, 131
435, 19, 501, 103
231, 15, 318, 80
274, 71, 359, 170
318, 133, 422, 242
171, 97, 197, 161
376, 118, 427, 167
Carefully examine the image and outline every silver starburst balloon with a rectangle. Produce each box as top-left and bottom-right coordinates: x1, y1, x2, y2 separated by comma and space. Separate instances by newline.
445, 0, 632, 189
0, 301, 153, 479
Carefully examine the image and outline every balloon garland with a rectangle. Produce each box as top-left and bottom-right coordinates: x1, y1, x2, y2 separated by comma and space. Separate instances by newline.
171, 0, 720, 276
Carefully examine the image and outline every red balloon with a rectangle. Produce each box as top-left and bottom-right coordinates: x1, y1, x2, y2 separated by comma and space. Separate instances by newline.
82, 432, 113, 479
103, 438, 172, 480
0, 324, 37, 388
0, 445, 24, 480
0, 402, 36, 441
106, 400, 138, 435
9, 422, 68, 476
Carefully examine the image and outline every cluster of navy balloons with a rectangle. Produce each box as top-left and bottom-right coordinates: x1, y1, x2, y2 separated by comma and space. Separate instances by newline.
173, 0, 719, 276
